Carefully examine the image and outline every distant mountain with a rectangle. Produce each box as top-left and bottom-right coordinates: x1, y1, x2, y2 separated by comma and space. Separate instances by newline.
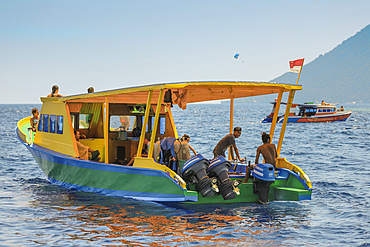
272, 24, 370, 103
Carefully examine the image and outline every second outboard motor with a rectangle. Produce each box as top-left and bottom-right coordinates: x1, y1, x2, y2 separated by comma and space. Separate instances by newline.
207, 156, 239, 200
181, 154, 216, 197
252, 163, 275, 204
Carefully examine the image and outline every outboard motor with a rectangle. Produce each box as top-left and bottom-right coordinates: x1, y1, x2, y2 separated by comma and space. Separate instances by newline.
252, 163, 275, 204
207, 156, 240, 200
181, 154, 216, 197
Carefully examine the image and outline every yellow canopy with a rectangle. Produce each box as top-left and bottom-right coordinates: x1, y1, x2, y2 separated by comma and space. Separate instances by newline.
60, 81, 302, 105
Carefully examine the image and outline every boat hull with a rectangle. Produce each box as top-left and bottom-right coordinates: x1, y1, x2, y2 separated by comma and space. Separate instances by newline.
17, 127, 312, 204
262, 112, 351, 123
19, 138, 197, 202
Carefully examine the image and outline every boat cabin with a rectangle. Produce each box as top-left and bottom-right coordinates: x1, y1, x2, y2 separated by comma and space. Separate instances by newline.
297, 104, 317, 117
32, 82, 303, 170
34, 98, 179, 164
268, 102, 338, 118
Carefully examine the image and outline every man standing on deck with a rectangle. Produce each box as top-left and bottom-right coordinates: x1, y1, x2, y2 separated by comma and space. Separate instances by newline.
213, 127, 245, 162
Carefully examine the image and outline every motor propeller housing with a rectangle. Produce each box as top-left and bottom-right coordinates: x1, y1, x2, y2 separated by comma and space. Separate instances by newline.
207, 156, 239, 200
181, 154, 215, 197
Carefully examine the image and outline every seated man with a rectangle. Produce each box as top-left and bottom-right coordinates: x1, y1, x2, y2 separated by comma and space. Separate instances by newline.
255, 132, 277, 167
47, 85, 64, 97
74, 130, 100, 161
30, 108, 39, 132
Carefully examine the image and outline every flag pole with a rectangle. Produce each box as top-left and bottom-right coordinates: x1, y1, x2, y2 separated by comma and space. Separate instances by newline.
295, 58, 305, 85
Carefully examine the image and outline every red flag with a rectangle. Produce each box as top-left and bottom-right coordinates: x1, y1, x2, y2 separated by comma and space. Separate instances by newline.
289, 59, 304, 73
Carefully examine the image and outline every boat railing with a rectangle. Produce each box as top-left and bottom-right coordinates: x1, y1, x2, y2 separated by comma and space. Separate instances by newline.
17, 117, 32, 144
132, 157, 187, 189
275, 157, 312, 189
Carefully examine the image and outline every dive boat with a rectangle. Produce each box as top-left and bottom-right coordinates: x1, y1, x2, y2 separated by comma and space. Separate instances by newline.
261, 102, 352, 123
16, 81, 312, 204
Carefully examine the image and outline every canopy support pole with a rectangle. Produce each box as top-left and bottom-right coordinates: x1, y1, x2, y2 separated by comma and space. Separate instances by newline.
148, 89, 164, 158
228, 97, 234, 160
269, 89, 283, 141
277, 89, 296, 156
166, 107, 178, 139
137, 90, 153, 157
104, 96, 109, 163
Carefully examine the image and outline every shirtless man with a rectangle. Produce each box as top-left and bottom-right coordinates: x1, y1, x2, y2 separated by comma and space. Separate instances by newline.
213, 127, 245, 162
255, 132, 277, 167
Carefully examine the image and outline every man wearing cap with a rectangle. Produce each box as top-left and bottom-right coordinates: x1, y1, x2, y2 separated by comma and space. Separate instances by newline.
213, 127, 245, 162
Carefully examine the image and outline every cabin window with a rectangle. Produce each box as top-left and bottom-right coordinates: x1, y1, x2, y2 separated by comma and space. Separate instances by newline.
110, 115, 137, 131
159, 117, 165, 135
149, 116, 164, 134
151, 117, 155, 132
38, 114, 43, 132
49, 115, 56, 133
79, 114, 93, 129
142, 116, 150, 133
42, 114, 49, 132
57, 116, 63, 134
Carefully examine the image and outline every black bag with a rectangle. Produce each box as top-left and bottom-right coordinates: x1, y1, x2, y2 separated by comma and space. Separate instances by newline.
164, 89, 173, 107
132, 127, 141, 137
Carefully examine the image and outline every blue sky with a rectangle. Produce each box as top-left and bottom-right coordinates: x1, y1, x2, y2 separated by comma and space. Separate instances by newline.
1, 0, 369, 103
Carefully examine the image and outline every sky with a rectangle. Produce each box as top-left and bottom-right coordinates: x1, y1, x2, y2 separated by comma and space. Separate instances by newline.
1, 0, 369, 104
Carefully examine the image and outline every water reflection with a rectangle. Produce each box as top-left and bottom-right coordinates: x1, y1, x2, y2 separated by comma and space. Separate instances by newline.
25, 182, 310, 246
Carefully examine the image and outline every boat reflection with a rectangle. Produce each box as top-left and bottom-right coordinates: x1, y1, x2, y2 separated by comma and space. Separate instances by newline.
23, 178, 310, 245
56, 195, 310, 245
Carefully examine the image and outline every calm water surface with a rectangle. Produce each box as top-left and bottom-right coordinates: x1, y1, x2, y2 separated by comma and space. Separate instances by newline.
0, 103, 369, 246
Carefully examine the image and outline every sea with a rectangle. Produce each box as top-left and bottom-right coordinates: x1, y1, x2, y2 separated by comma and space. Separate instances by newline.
0, 102, 369, 246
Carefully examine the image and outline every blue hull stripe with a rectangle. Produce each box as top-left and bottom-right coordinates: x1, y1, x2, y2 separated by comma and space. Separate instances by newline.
26, 142, 178, 180
16, 129, 188, 195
